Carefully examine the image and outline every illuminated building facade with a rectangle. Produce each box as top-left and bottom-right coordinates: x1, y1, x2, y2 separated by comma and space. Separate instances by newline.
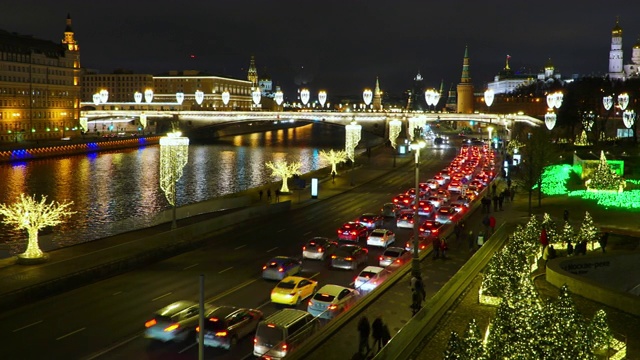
81, 71, 153, 103
0, 14, 81, 143
608, 18, 640, 80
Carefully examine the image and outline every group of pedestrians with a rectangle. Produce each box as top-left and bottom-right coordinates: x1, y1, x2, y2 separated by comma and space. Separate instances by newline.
258, 188, 281, 202
357, 315, 391, 357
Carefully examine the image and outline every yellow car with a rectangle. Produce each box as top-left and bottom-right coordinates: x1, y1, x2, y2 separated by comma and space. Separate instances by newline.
270, 276, 318, 305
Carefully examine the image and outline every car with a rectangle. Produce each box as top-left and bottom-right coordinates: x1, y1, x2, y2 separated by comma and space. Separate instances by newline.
426, 195, 442, 209
354, 266, 389, 292
405, 187, 428, 199
447, 181, 463, 193
435, 206, 461, 224
396, 210, 416, 229
439, 170, 451, 181
419, 220, 442, 237
144, 300, 211, 343
469, 179, 485, 190
432, 175, 446, 186
270, 276, 318, 305
392, 193, 414, 208
425, 179, 439, 190
413, 200, 434, 217
356, 213, 384, 230
197, 306, 263, 349
307, 284, 359, 319
378, 247, 409, 267
302, 237, 338, 260
450, 197, 471, 212
405, 236, 429, 253
337, 221, 369, 242
330, 245, 368, 270
436, 189, 451, 203
381, 202, 401, 218
366, 229, 396, 248
262, 256, 302, 281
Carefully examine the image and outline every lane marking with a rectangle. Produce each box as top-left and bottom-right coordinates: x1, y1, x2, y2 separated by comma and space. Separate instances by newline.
234, 244, 247, 250
267, 247, 278, 252
256, 300, 272, 310
83, 332, 143, 360
309, 272, 320, 279
277, 228, 286, 233
218, 267, 233, 274
112, 291, 122, 296
303, 231, 312, 236
57, 327, 85, 340
13, 320, 42, 332
183, 263, 198, 270
178, 342, 197, 353
206, 279, 257, 303
152, 292, 172, 301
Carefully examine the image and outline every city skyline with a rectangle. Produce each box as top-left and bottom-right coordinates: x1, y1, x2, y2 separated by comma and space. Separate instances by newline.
2, 1, 640, 97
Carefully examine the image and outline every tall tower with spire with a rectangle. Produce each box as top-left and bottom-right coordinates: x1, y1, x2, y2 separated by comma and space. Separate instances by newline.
456, 46, 474, 114
247, 55, 258, 88
445, 83, 457, 112
609, 18, 624, 80
61, 14, 81, 124
372, 77, 382, 111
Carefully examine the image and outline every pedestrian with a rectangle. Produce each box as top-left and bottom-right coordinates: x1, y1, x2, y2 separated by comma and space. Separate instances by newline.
410, 275, 426, 301
432, 237, 441, 259
599, 232, 609, 253
492, 194, 499, 212
332, 172, 336, 184
468, 229, 475, 252
567, 241, 574, 256
411, 289, 422, 316
507, 178, 512, 189
510, 186, 516, 202
563, 209, 569, 222
371, 316, 385, 352
381, 323, 391, 346
357, 316, 371, 355
275, 189, 280, 202
548, 244, 557, 259
492, 182, 497, 196
543, 245, 549, 267
440, 237, 448, 259
540, 227, 549, 250
267, 189, 272, 202
498, 191, 505, 210
489, 215, 496, 236
259, 189, 263, 201
454, 222, 464, 242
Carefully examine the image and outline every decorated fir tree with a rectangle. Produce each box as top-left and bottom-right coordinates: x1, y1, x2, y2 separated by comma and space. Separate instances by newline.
443, 331, 462, 360
543, 285, 594, 359
559, 221, 575, 246
499, 276, 543, 359
542, 213, 559, 245
460, 319, 485, 360
577, 211, 599, 250
575, 130, 590, 146
484, 301, 512, 359
585, 151, 625, 192
588, 309, 613, 353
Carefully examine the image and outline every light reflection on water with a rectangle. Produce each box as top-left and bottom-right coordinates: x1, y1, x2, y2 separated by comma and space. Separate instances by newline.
0, 123, 381, 256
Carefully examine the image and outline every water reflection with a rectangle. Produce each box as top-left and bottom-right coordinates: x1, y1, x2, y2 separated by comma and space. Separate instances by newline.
0, 123, 382, 256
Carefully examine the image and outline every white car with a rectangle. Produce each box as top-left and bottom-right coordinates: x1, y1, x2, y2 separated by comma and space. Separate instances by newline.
307, 285, 359, 319
379, 247, 409, 267
425, 179, 439, 190
144, 301, 211, 343
426, 196, 442, 209
367, 229, 395, 248
354, 266, 389, 292
396, 211, 415, 229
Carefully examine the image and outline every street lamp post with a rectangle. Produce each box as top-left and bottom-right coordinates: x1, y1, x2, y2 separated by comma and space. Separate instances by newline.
410, 127, 425, 278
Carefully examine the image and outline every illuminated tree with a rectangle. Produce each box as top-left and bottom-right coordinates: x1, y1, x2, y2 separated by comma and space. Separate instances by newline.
443, 331, 462, 360
577, 211, 599, 250
319, 149, 348, 175
0, 194, 75, 259
588, 309, 612, 353
506, 138, 525, 155
541, 213, 559, 245
266, 160, 301, 193
559, 221, 575, 245
585, 151, 625, 192
460, 319, 485, 360
543, 285, 594, 359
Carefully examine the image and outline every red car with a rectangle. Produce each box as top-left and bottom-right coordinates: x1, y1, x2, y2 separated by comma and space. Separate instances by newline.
392, 194, 414, 208
419, 220, 443, 237
337, 222, 368, 242
412, 200, 434, 217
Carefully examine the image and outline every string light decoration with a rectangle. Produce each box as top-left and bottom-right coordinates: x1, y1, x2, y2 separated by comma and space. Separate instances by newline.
265, 160, 301, 193
585, 151, 625, 193
577, 211, 600, 250
0, 194, 75, 259
345, 121, 362, 162
575, 130, 591, 146
160, 132, 189, 229
542, 213, 559, 245
588, 309, 613, 353
559, 220, 575, 246
443, 331, 462, 360
407, 117, 426, 140
506, 138, 525, 155
460, 319, 485, 360
388, 119, 402, 149
319, 149, 348, 175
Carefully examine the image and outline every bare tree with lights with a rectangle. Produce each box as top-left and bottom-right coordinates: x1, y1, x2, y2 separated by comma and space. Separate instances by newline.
0, 194, 75, 260
319, 149, 348, 176
266, 160, 301, 193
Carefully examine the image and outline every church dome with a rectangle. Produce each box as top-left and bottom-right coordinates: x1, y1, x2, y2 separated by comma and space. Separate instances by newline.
612, 20, 622, 36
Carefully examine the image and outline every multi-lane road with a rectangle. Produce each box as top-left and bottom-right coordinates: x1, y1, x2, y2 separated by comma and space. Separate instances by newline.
1, 146, 457, 360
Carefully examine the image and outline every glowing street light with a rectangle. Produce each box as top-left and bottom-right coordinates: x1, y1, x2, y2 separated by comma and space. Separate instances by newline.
623, 110, 636, 129
159, 131, 189, 229
484, 89, 494, 111
363, 89, 373, 108
603, 95, 613, 111
424, 89, 440, 111
99, 89, 109, 104
545, 91, 563, 131
318, 91, 327, 108
176, 92, 185, 105
488, 126, 494, 142
92, 93, 101, 106
409, 127, 426, 279
389, 118, 402, 167
274, 89, 284, 106
221, 91, 230, 106
545, 112, 557, 130
300, 88, 310, 106
195, 90, 204, 105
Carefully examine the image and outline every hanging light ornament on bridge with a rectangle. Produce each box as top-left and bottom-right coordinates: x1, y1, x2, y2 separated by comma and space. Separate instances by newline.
159, 131, 190, 229
175, 92, 184, 105
300, 88, 310, 106
221, 91, 230, 106
274, 89, 284, 106
618, 93, 629, 111
623, 110, 636, 129
134, 91, 143, 104
345, 121, 362, 162
99, 89, 109, 104
92, 93, 101, 106
79, 117, 88, 132
144, 89, 154, 104
483, 89, 494, 108
602, 95, 613, 111
318, 91, 327, 108
195, 90, 204, 105
407, 117, 426, 140
140, 114, 147, 129
363, 89, 373, 107
252, 88, 262, 106
389, 119, 402, 149
544, 111, 557, 130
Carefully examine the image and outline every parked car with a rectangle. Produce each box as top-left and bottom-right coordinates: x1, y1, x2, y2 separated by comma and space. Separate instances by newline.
302, 237, 338, 260
307, 285, 359, 319
270, 276, 318, 305
354, 266, 390, 292
366, 229, 396, 248
356, 213, 384, 230
379, 247, 409, 267
262, 256, 302, 281
144, 300, 211, 343
197, 306, 263, 350
337, 221, 369, 242
330, 245, 368, 270
381, 202, 401, 218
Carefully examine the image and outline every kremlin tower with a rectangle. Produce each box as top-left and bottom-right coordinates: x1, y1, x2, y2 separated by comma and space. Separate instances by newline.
456, 46, 474, 114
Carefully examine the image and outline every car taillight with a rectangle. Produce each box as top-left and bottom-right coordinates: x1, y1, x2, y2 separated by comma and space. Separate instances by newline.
433, 229, 438, 233
196, 326, 200, 332
345, 257, 353, 261
379, 256, 383, 261
331, 255, 337, 259
278, 267, 284, 272
262, 265, 267, 270
216, 331, 227, 337
145, 319, 157, 328
308, 300, 313, 306
328, 305, 338, 310
302, 246, 306, 251
254, 337, 258, 344
318, 247, 324, 252
164, 324, 179, 332
396, 259, 401, 263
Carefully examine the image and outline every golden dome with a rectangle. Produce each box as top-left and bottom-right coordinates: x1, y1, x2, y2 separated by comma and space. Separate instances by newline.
612, 19, 623, 36
634, 37, 640, 49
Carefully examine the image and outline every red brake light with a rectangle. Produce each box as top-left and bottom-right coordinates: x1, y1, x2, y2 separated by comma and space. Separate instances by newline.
331, 255, 337, 259
379, 256, 383, 260
303, 246, 306, 251
215, 331, 228, 337
433, 229, 438, 233
262, 265, 267, 270
164, 324, 179, 332
345, 257, 353, 261
267, 323, 276, 328
145, 319, 157, 328
196, 326, 200, 332
282, 343, 288, 351
318, 247, 324, 252
254, 337, 258, 344
278, 268, 284, 272
351, 231, 356, 235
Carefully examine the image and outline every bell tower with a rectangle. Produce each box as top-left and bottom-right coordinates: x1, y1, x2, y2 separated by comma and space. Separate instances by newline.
247, 55, 258, 88
62, 14, 81, 126
456, 46, 474, 114
608, 18, 624, 80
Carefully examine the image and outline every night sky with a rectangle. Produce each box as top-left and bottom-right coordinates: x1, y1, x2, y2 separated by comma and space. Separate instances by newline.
2, 1, 640, 98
